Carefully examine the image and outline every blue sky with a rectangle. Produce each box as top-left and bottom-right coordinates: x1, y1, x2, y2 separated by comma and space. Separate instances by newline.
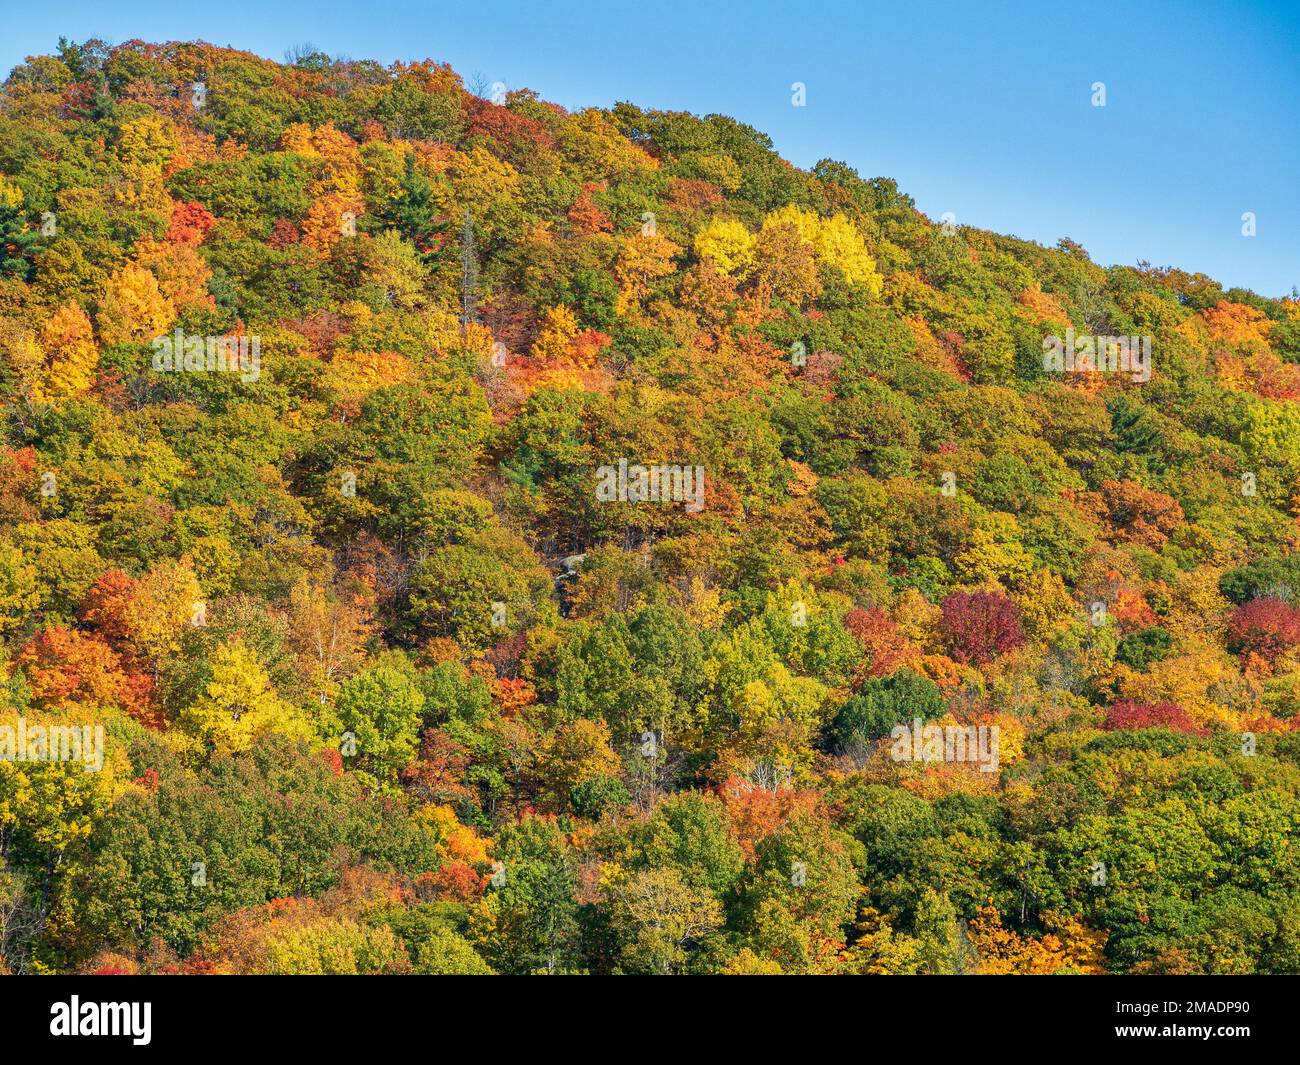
3, 0, 1297, 296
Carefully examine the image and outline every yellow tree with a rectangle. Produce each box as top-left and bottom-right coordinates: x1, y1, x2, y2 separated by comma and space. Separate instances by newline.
761, 205, 882, 294
968, 904, 1106, 974
530, 305, 581, 365
614, 232, 680, 316
533, 718, 620, 811
446, 145, 525, 241
121, 557, 203, 686
31, 303, 99, 402
285, 579, 375, 706
692, 217, 756, 276
1013, 568, 1077, 640
325, 350, 415, 415
284, 123, 366, 254
812, 213, 883, 294
0, 544, 41, 634
134, 238, 214, 313
0, 319, 43, 401
179, 639, 309, 754
557, 109, 659, 184
97, 264, 174, 346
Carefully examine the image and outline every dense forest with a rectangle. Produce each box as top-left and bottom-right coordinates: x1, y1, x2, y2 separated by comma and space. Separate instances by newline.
1, 37, 1299, 976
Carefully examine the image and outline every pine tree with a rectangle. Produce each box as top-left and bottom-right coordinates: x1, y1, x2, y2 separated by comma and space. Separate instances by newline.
370, 152, 450, 263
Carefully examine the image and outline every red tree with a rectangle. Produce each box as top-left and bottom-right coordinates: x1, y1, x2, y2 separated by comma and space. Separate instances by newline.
1226, 598, 1300, 665
1103, 699, 1204, 735
78, 569, 138, 644
567, 182, 612, 234
17, 626, 159, 727
940, 590, 1025, 665
415, 862, 486, 903
166, 200, 217, 247
843, 606, 912, 678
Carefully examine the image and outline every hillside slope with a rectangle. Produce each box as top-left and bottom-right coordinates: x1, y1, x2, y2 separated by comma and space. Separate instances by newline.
2, 39, 1300, 975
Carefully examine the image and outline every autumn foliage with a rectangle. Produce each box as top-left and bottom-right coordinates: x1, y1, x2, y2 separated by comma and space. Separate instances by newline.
939, 590, 1025, 665
0, 36, 1298, 979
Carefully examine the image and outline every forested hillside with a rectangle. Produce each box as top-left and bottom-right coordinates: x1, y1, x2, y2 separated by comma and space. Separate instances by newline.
2, 38, 1300, 975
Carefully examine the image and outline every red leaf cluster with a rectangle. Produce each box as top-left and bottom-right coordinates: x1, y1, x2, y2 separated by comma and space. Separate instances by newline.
1103, 699, 1204, 735
940, 590, 1025, 665
1226, 597, 1300, 665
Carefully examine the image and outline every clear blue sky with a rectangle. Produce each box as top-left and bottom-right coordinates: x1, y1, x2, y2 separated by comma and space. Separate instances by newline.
3, 0, 1297, 296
